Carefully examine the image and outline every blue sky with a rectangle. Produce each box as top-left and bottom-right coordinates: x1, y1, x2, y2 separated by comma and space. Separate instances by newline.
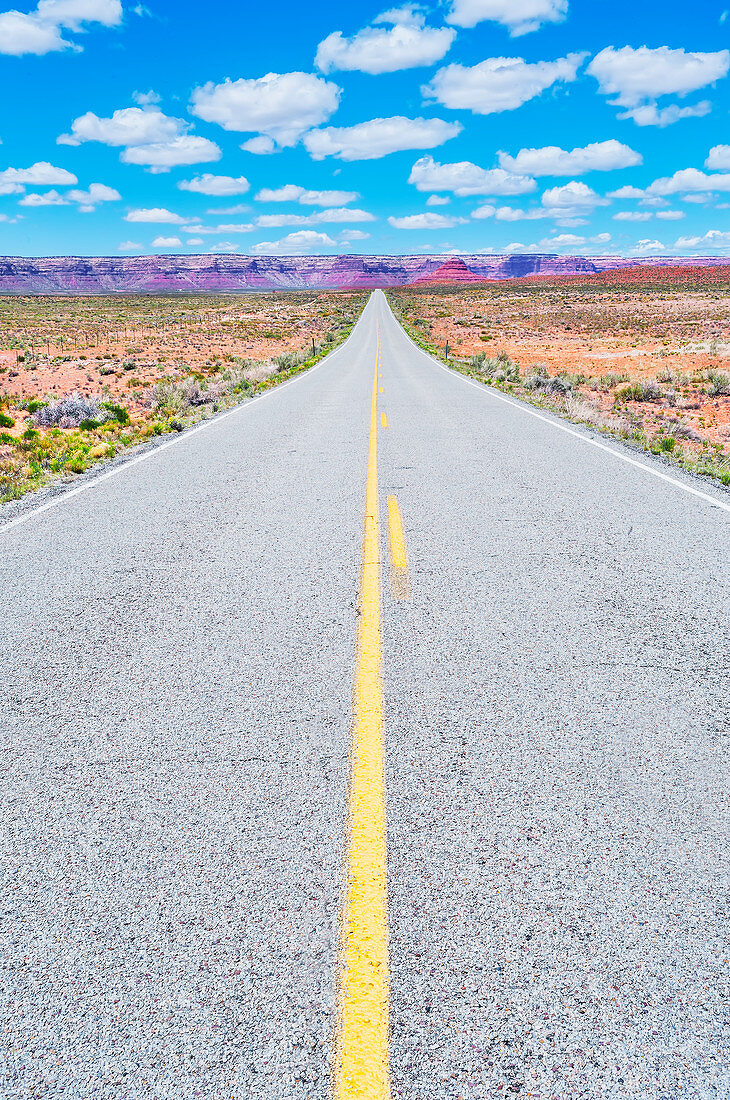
1, 0, 729, 258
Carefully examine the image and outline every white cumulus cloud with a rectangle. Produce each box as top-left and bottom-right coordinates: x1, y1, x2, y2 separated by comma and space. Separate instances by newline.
315, 9, 455, 75
499, 139, 641, 176
613, 211, 652, 222
178, 174, 250, 196
675, 229, 730, 249
587, 46, 730, 126
533, 232, 613, 253
445, 0, 568, 35
338, 229, 370, 243
121, 135, 220, 172
190, 72, 341, 149
67, 182, 121, 210
0, 162, 77, 190
255, 184, 306, 203
19, 189, 68, 206
0, 0, 121, 56
68, 182, 120, 202
241, 136, 277, 155
706, 145, 730, 170
543, 233, 585, 247
491, 180, 608, 225
255, 214, 315, 228
312, 207, 374, 222
541, 180, 607, 209
647, 168, 730, 195
493, 206, 550, 221
623, 101, 711, 127
59, 106, 180, 147
387, 212, 467, 228
184, 223, 254, 235
423, 53, 585, 114
152, 236, 182, 248
409, 154, 536, 196
250, 230, 337, 254
36, 0, 121, 27
58, 105, 221, 172
608, 185, 647, 199
633, 239, 666, 253
125, 207, 189, 224
255, 207, 374, 227
133, 89, 161, 107
304, 116, 461, 160
254, 184, 358, 206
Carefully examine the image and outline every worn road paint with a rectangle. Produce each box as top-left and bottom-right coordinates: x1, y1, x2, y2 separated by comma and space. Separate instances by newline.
386, 496, 412, 600
334, 329, 391, 1100
381, 413, 388, 429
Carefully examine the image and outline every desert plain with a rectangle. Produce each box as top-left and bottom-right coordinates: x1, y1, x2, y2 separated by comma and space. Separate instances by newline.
389, 264, 730, 485
2, 267, 730, 504
0, 290, 366, 501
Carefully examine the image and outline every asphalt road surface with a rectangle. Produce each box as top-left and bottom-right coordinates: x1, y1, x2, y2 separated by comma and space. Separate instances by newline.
2, 290, 729, 1100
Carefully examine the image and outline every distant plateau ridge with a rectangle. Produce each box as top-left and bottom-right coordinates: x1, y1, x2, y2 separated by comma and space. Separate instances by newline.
0, 253, 727, 294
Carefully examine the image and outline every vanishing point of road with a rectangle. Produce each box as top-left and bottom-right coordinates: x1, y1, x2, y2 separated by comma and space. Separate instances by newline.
2, 291, 729, 1099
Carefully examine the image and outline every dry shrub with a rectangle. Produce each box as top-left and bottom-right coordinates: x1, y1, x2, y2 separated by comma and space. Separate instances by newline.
565, 396, 631, 435
708, 369, 730, 396
242, 361, 277, 384
34, 393, 105, 428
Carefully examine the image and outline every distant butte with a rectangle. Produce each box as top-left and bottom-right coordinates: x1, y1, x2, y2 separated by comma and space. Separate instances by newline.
412, 257, 486, 285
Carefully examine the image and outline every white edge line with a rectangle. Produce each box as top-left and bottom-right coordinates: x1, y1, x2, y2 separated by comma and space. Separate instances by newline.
390, 299, 730, 517
0, 312, 364, 536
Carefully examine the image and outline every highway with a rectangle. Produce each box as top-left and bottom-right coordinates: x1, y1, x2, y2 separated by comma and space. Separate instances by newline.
2, 290, 729, 1099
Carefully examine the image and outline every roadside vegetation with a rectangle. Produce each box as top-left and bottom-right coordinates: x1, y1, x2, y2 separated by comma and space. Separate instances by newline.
387, 277, 730, 489
0, 291, 367, 502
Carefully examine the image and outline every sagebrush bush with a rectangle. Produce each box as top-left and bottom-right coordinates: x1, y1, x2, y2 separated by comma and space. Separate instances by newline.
708, 369, 730, 396
179, 379, 214, 407
565, 397, 631, 435
151, 382, 191, 415
656, 367, 689, 386
598, 371, 628, 389
663, 418, 701, 441
616, 381, 662, 402
525, 373, 572, 395
470, 349, 519, 383
34, 393, 106, 428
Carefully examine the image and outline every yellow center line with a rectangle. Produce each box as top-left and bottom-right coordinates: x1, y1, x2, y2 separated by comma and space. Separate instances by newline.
381, 413, 388, 429
386, 497, 412, 601
334, 325, 391, 1100
379, 386, 384, 394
